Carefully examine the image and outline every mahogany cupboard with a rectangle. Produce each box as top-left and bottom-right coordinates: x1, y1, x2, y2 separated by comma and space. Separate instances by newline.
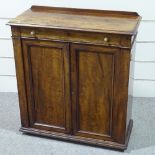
8, 6, 141, 150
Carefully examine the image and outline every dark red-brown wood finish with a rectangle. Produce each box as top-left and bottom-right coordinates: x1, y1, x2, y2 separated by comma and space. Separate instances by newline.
9, 6, 141, 150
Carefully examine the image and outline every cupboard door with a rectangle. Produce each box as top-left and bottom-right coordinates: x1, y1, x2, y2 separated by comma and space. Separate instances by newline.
22, 39, 71, 134
71, 43, 121, 141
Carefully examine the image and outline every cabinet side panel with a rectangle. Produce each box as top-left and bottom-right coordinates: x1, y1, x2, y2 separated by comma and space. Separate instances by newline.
126, 40, 135, 128
126, 44, 134, 137
11, 27, 29, 127
112, 49, 131, 144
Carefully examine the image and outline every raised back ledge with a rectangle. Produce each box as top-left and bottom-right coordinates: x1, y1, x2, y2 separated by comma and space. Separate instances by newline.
31, 5, 140, 19
8, 5, 141, 35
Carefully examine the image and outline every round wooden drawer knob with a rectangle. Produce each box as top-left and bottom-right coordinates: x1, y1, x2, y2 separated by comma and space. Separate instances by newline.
30, 31, 35, 35
103, 37, 108, 42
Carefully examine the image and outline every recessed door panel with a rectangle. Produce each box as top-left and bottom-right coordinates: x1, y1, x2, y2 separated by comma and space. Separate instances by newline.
22, 40, 71, 133
78, 51, 113, 134
71, 44, 118, 140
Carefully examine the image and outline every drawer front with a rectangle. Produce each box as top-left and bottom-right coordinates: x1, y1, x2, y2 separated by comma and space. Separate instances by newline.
18, 27, 131, 48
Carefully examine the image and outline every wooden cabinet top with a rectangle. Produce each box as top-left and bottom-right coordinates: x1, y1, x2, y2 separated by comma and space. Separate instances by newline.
8, 5, 141, 35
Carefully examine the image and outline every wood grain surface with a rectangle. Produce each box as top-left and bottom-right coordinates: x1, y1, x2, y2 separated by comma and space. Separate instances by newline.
10, 6, 141, 150
22, 39, 71, 133
8, 5, 141, 35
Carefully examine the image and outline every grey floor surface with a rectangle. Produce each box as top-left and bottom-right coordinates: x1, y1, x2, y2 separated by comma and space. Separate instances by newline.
0, 93, 155, 155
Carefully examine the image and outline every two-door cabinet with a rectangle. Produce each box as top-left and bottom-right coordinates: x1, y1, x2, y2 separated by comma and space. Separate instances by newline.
8, 6, 141, 150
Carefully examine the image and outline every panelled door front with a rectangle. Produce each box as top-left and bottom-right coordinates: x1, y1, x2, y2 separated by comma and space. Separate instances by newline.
22, 39, 71, 134
70, 43, 120, 141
